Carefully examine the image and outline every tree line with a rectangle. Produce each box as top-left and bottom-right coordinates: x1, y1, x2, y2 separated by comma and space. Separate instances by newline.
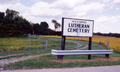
0, 9, 61, 37
94, 32, 120, 38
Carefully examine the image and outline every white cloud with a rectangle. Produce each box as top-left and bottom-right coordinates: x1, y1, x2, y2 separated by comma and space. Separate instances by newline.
105, 0, 120, 10
0, 2, 30, 23
102, 0, 111, 3
115, 8, 120, 10
30, 1, 63, 17
67, 2, 105, 18
54, 0, 85, 9
112, 0, 120, 4
96, 16, 119, 24
0, 3, 29, 13
95, 15, 120, 33
31, 0, 56, 3
84, 0, 111, 4
0, 0, 21, 4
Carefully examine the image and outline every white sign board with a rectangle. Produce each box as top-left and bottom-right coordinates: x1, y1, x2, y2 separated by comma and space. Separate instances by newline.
62, 18, 94, 37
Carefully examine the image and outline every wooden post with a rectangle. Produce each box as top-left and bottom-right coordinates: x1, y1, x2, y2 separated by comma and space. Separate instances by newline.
58, 36, 66, 60
105, 54, 109, 58
61, 36, 66, 50
88, 37, 92, 60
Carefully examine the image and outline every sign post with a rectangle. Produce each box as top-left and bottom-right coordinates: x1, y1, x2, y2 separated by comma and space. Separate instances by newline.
58, 36, 66, 60
59, 17, 94, 60
88, 37, 92, 59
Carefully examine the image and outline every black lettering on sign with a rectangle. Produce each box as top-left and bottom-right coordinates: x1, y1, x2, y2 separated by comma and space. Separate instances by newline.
68, 23, 90, 28
67, 28, 90, 33
68, 23, 70, 27
67, 28, 72, 32
85, 25, 89, 28
82, 29, 90, 33
73, 28, 78, 33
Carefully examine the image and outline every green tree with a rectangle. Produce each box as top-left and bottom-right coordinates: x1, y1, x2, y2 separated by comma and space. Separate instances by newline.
0, 12, 4, 37
14, 16, 32, 36
33, 22, 55, 35
0, 9, 32, 37
33, 23, 41, 35
5, 9, 19, 19
40, 22, 49, 35
0, 12, 4, 20
51, 19, 61, 31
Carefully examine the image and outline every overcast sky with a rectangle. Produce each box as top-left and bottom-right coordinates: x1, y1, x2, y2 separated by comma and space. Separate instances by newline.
0, 0, 120, 33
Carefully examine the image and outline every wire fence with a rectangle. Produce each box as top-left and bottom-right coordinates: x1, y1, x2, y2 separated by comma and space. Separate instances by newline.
0, 39, 109, 54
0, 40, 61, 54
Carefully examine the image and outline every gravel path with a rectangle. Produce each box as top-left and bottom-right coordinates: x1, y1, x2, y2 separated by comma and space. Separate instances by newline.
66, 40, 88, 49
0, 53, 50, 67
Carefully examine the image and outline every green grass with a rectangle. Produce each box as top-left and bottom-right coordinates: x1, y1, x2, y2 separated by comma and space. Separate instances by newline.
2, 53, 120, 70
0, 41, 77, 60
0, 37, 120, 70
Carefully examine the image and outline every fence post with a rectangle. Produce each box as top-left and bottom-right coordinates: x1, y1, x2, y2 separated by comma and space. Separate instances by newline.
44, 40, 48, 50
39, 40, 41, 50
97, 43, 100, 57
80, 41, 82, 50
29, 40, 31, 51
97, 43, 99, 50
108, 42, 109, 50
44, 41, 45, 49
9, 41, 11, 54
46, 40, 48, 49
77, 41, 79, 50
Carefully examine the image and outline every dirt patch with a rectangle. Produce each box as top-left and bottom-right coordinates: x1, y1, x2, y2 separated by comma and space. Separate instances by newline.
0, 53, 25, 58
48, 57, 120, 63
0, 53, 50, 67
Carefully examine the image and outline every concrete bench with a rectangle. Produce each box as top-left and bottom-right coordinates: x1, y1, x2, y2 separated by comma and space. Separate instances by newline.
51, 49, 113, 60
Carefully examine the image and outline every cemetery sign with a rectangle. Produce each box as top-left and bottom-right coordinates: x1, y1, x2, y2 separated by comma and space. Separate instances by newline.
62, 18, 94, 37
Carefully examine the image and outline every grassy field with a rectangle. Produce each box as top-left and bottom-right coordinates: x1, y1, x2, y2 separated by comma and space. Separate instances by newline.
0, 36, 78, 56
0, 37, 62, 53
0, 36, 120, 70
43, 35, 120, 53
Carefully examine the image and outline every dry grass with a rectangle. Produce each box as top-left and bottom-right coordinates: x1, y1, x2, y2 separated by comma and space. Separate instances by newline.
48, 57, 120, 63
